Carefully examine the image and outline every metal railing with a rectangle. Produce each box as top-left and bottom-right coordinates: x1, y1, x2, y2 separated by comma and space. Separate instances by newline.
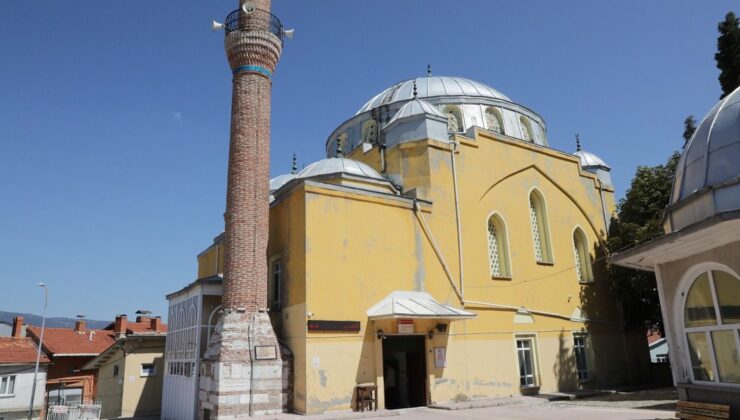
224, 8, 286, 43
47, 401, 102, 420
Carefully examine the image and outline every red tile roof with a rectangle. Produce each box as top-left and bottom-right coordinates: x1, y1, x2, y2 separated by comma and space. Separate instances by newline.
27, 326, 116, 356
125, 320, 168, 334
0, 337, 51, 364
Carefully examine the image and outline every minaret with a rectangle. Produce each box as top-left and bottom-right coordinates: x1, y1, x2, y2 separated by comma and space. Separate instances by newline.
200, 1, 291, 418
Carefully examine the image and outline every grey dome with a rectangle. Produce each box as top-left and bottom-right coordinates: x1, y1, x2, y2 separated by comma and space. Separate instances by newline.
385, 98, 446, 127
296, 157, 385, 180
269, 174, 295, 193
665, 86, 740, 232
357, 76, 511, 114
574, 150, 610, 169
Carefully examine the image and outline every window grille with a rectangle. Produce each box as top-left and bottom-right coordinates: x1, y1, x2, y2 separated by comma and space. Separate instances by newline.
573, 336, 589, 381
487, 220, 502, 277
529, 199, 544, 262
574, 242, 583, 282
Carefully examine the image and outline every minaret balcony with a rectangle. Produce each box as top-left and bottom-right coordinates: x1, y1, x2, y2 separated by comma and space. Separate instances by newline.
224, 8, 287, 45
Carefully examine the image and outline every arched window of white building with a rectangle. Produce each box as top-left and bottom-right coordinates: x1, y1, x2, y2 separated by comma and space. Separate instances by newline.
683, 269, 740, 384
573, 228, 593, 283
487, 214, 511, 278
485, 107, 504, 135
529, 189, 553, 263
519, 116, 533, 142
337, 132, 348, 156
443, 105, 464, 133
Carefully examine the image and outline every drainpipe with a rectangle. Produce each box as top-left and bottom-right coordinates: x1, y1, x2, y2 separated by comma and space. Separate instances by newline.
465, 299, 619, 325
413, 200, 464, 303
449, 140, 465, 301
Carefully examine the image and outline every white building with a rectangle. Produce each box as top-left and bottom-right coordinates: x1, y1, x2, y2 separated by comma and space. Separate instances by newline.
161, 275, 222, 420
0, 319, 50, 420
613, 86, 740, 417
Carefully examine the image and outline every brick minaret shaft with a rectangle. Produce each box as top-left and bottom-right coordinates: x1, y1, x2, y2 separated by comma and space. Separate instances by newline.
223, 0, 281, 312
198, 2, 290, 417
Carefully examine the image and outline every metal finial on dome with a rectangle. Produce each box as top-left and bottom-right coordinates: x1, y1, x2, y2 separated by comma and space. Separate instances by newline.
413, 80, 418, 98
336, 135, 343, 157
291, 153, 297, 174
427, 64, 432, 77
575, 134, 581, 152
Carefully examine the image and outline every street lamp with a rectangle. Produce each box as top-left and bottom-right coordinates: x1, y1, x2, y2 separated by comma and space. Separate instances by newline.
28, 283, 47, 420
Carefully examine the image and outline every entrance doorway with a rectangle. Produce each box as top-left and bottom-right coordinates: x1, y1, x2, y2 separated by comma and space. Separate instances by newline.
382, 335, 427, 409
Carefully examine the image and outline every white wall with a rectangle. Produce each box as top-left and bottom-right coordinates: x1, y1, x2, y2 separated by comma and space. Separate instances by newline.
0, 365, 47, 419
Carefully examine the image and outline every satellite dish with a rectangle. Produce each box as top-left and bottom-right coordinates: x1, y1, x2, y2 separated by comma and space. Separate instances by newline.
211, 20, 224, 32
284, 29, 295, 40
241, 2, 256, 14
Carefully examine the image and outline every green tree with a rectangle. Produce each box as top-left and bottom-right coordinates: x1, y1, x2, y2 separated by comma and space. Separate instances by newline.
683, 115, 697, 146
608, 152, 680, 332
716, 11, 740, 98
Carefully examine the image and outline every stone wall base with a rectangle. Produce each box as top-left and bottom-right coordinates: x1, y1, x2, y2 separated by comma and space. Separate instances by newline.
198, 311, 292, 419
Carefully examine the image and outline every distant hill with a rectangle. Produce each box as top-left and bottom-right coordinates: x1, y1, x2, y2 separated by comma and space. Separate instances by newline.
0, 311, 109, 330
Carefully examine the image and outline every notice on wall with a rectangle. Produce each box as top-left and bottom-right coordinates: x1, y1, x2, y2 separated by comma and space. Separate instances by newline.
397, 319, 414, 334
255, 345, 277, 360
434, 347, 447, 368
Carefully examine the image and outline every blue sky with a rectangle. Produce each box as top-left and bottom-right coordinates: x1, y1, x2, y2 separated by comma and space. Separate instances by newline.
0, 1, 735, 321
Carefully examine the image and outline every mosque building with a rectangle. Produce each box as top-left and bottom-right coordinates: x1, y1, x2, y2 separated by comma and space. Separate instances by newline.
162, 70, 651, 416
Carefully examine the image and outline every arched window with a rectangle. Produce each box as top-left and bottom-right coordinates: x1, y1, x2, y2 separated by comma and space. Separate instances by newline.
519, 116, 533, 142
487, 214, 511, 278
683, 269, 740, 384
337, 132, 348, 155
572, 228, 593, 283
443, 105, 464, 133
528, 190, 553, 263
485, 107, 504, 135
361, 119, 378, 144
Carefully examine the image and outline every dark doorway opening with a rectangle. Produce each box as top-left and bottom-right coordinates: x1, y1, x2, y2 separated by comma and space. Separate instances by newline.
382, 335, 427, 409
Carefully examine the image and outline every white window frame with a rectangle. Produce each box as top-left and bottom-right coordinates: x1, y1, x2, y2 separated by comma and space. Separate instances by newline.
140, 363, 157, 377
572, 332, 589, 382
514, 334, 540, 388
484, 106, 505, 136
572, 226, 594, 283
486, 211, 512, 279
674, 262, 740, 388
442, 105, 465, 133
0, 375, 16, 396
518, 115, 533, 142
527, 188, 554, 264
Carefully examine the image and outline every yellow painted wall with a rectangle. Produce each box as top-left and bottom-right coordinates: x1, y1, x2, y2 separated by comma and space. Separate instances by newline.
196, 128, 647, 414
95, 339, 166, 418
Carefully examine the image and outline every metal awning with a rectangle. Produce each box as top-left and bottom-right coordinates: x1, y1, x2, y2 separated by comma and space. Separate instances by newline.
366, 291, 476, 320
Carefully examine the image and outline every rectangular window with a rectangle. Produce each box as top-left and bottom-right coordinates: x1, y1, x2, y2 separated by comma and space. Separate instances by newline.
573, 336, 589, 381
141, 363, 157, 377
516, 338, 537, 387
113, 365, 120, 377
270, 259, 282, 310
0, 375, 16, 395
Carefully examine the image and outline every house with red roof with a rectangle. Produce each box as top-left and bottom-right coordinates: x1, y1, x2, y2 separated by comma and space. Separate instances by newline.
82, 313, 167, 419
0, 317, 50, 419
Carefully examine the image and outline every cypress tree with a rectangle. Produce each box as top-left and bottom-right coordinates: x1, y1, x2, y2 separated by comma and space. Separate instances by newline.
683, 115, 697, 146
716, 11, 740, 98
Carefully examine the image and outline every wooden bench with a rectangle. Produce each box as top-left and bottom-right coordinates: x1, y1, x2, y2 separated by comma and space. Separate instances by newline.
675, 400, 730, 420
354, 383, 377, 412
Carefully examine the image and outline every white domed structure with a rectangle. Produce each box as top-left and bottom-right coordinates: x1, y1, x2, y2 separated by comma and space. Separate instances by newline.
325, 75, 548, 157
296, 157, 385, 180
269, 173, 296, 193
665, 86, 740, 232
357, 76, 511, 114
574, 139, 612, 186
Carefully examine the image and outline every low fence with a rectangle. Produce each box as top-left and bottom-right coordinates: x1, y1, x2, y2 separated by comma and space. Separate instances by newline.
47, 401, 102, 420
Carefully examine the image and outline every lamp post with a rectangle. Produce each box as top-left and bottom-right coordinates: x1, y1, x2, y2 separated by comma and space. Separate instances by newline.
28, 283, 47, 420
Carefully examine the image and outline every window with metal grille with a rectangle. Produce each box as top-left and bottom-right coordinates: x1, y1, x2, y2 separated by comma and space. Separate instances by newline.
573, 228, 593, 283
516, 338, 537, 387
270, 259, 282, 311
487, 214, 510, 278
485, 107, 504, 135
573, 336, 589, 381
529, 191, 552, 263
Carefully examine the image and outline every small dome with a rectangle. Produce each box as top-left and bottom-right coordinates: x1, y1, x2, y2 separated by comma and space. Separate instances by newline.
385, 98, 446, 127
269, 174, 295, 193
296, 157, 385, 180
666, 86, 740, 232
574, 150, 610, 169
357, 76, 511, 114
